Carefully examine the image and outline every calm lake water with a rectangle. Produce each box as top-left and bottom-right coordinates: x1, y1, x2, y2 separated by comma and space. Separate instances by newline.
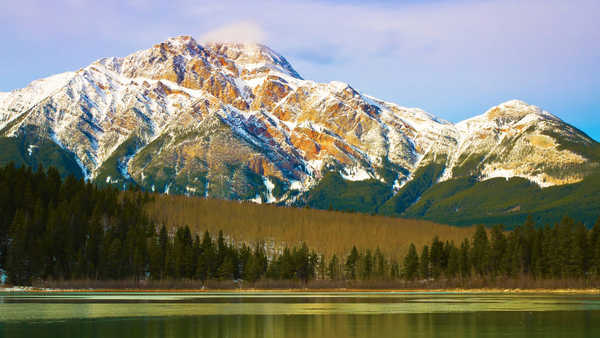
1, 291, 600, 337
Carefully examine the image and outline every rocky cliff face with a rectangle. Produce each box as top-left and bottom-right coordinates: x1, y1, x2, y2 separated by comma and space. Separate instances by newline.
0, 36, 597, 218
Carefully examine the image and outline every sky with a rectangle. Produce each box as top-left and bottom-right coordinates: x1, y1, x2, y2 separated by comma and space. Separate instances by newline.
1, 0, 599, 140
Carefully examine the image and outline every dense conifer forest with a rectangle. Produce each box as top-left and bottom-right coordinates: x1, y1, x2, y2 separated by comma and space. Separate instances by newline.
1, 164, 599, 288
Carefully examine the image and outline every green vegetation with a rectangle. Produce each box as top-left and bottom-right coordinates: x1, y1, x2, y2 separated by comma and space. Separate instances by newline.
0, 163, 473, 285
0, 162, 317, 285
403, 174, 600, 228
304, 171, 391, 213
93, 135, 142, 188
399, 216, 600, 281
0, 135, 83, 178
451, 153, 486, 177
379, 162, 445, 215
542, 127, 600, 162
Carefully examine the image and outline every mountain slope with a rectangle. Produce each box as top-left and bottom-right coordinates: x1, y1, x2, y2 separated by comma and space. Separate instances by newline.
0, 35, 598, 227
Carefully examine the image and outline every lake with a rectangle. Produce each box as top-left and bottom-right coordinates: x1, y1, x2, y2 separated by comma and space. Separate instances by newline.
1, 291, 599, 337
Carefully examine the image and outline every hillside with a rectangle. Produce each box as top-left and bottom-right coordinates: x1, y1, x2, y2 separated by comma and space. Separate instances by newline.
0, 36, 598, 227
146, 194, 476, 259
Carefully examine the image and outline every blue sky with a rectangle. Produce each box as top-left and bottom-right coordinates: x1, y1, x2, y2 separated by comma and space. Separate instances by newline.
1, 0, 599, 140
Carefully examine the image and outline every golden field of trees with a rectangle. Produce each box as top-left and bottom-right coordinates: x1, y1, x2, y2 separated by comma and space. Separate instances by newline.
145, 194, 477, 259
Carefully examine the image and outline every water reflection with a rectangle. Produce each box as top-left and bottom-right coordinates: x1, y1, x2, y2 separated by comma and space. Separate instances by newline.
2, 312, 600, 338
1, 293, 600, 338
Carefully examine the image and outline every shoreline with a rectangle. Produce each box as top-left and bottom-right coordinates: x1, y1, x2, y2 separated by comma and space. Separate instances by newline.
1, 287, 599, 294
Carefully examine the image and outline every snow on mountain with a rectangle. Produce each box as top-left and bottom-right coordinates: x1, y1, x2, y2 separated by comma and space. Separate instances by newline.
0, 72, 76, 130
0, 36, 597, 204
435, 99, 594, 187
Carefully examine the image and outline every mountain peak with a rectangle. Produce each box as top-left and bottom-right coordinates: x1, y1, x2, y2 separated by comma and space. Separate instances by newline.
205, 41, 302, 79
163, 35, 198, 46
152, 35, 203, 57
484, 99, 560, 123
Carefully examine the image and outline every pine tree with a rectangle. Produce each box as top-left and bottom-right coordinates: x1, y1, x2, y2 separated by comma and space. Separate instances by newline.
201, 230, 216, 278
86, 207, 105, 279
471, 225, 489, 277
430, 237, 444, 279
217, 254, 235, 280
590, 218, 600, 276
217, 230, 227, 269
294, 243, 312, 282
149, 229, 162, 280
345, 246, 359, 280
403, 243, 419, 280
522, 216, 537, 274
390, 260, 400, 279
489, 224, 506, 278
158, 225, 169, 278
420, 245, 430, 279
459, 239, 471, 279
359, 249, 373, 280
7, 210, 32, 285
374, 248, 386, 279
106, 238, 123, 279
328, 254, 340, 280
446, 244, 460, 279
318, 254, 327, 280
536, 225, 552, 278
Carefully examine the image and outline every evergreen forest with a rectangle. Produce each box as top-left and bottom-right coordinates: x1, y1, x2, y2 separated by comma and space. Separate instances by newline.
1, 163, 599, 288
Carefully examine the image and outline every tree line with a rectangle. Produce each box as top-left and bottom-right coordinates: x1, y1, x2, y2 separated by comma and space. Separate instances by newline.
399, 215, 600, 281
0, 163, 321, 285
1, 163, 600, 286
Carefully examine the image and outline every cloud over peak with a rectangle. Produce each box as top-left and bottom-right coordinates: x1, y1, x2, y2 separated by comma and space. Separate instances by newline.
200, 21, 266, 44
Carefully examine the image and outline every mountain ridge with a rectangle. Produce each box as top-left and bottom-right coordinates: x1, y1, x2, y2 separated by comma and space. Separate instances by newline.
0, 35, 598, 227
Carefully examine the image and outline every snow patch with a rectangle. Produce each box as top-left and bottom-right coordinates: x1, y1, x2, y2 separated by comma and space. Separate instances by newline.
289, 180, 304, 191
27, 144, 38, 156
281, 119, 297, 131
480, 166, 562, 188
250, 194, 262, 204
105, 176, 121, 184
263, 177, 276, 203
392, 173, 409, 192
328, 81, 349, 92
244, 76, 266, 88
340, 167, 371, 181
306, 159, 324, 176
118, 154, 135, 180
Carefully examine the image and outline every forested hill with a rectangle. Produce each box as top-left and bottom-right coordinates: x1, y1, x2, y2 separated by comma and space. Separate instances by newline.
1, 163, 599, 288
0, 163, 471, 285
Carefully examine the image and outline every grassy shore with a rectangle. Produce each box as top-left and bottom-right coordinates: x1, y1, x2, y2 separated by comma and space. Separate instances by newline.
1, 287, 599, 294
0, 277, 597, 293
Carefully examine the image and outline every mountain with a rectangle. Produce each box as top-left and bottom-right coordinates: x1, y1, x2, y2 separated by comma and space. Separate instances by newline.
0, 35, 598, 227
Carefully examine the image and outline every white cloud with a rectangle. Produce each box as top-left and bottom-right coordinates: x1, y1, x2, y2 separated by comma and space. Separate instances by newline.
200, 21, 267, 43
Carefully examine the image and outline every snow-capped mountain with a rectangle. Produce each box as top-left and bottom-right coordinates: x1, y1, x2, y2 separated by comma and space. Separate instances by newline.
430, 99, 597, 187
0, 36, 598, 225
